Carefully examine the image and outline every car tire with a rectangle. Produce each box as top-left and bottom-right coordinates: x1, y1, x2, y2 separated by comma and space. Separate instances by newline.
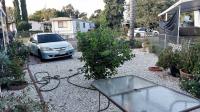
154, 32, 159, 37
38, 50, 45, 62
136, 33, 141, 37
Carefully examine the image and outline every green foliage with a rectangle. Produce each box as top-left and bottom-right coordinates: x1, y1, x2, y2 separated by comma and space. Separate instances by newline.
181, 43, 200, 75
0, 91, 43, 111
77, 27, 133, 80
0, 40, 30, 82
20, 0, 28, 21
103, 0, 125, 29
180, 78, 200, 98
126, 39, 142, 48
156, 47, 181, 69
17, 21, 32, 31
13, 0, 21, 24
149, 44, 162, 55
136, 0, 175, 28
29, 8, 59, 22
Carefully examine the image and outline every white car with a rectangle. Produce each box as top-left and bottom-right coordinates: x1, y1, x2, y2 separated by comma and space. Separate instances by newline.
128, 28, 159, 37
29, 33, 74, 60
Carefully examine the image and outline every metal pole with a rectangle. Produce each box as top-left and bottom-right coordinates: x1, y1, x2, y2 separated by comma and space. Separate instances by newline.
177, 5, 181, 44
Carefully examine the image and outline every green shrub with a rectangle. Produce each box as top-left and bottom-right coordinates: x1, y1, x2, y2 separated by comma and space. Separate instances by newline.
17, 21, 32, 31
180, 78, 200, 98
179, 43, 200, 98
77, 27, 133, 80
7, 40, 30, 65
149, 44, 162, 55
126, 39, 142, 48
181, 43, 200, 75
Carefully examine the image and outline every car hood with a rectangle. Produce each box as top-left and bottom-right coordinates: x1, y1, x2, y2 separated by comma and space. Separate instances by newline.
38, 41, 72, 49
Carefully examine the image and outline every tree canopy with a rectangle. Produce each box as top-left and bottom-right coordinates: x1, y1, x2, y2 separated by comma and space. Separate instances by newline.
135, 0, 175, 29
29, 4, 88, 22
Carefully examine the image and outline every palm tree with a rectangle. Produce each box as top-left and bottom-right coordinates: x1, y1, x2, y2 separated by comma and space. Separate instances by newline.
129, 0, 136, 42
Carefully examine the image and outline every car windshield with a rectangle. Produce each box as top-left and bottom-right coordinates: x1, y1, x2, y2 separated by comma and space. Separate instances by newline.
37, 34, 64, 43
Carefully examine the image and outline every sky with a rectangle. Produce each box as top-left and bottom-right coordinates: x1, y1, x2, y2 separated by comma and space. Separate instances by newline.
5, 0, 105, 17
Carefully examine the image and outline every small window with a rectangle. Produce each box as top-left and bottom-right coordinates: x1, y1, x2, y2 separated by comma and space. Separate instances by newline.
58, 21, 68, 28
83, 22, 85, 28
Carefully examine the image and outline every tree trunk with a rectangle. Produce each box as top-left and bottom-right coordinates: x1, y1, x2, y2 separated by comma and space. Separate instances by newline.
1, 0, 8, 29
129, 0, 136, 41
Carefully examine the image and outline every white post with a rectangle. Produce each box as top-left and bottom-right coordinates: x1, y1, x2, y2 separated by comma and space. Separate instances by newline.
164, 13, 168, 48
177, 5, 181, 44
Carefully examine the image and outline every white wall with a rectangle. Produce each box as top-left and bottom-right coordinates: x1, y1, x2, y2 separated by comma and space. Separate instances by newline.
29, 21, 42, 31
52, 19, 95, 38
194, 10, 200, 27
52, 20, 73, 34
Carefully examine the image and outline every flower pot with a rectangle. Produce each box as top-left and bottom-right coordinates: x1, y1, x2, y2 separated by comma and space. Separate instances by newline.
7, 81, 28, 90
148, 66, 163, 72
170, 65, 180, 77
180, 69, 193, 79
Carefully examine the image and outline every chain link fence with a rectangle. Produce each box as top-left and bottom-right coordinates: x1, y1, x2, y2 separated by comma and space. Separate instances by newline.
147, 33, 200, 55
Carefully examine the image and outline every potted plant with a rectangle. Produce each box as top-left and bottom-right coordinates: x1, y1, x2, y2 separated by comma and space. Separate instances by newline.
178, 43, 200, 79
77, 27, 133, 80
156, 47, 181, 77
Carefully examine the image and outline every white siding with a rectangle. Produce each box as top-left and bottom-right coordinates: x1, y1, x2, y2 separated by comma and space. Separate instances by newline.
29, 21, 42, 31
194, 10, 200, 27
51, 18, 95, 38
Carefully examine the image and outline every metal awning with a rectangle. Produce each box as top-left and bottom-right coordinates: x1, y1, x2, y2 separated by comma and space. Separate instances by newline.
158, 0, 200, 16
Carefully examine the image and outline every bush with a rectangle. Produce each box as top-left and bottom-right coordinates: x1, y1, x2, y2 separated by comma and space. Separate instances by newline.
17, 21, 32, 31
149, 44, 162, 55
7, 40, 30, 65
179, 43, 200, 98
127, 39, 142, 48
77, 27, 133, 80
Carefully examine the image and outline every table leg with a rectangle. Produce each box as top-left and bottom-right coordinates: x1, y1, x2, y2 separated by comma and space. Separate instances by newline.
99, 92, 101, 111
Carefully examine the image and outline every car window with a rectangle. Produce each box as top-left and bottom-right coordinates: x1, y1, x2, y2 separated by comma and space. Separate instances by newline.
139, 28, 146, 31
37, 34, 64, 43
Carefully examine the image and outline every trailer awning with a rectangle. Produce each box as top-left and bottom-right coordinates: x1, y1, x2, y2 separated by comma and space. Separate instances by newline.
158, 0, 200, 16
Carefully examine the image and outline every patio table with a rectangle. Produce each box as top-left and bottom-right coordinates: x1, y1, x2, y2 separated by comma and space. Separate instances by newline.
92, 75, 200, 112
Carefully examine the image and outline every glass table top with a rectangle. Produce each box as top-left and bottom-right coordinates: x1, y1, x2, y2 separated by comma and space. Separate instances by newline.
92, 75, 156, 96
92, 76, 200, 112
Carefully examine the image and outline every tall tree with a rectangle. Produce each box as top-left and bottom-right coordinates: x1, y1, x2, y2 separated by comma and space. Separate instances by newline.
1, 0, 8, 28
61, 4, 75, 17
78, 12, 88, 20
104, 0, 125, 29
130, 0, 136, 41
13, 0, 21, 24
20, 0, 28, 22
136, 0, 175, 29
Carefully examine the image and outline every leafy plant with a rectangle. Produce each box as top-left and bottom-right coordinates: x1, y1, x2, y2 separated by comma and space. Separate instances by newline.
179, 43, 200, 98
0, 91, 43, 111
156, 47, 181, 69
156, 47, 182, 77
181, 43, 200, 75
127, 39, 142, 48
77, 27, 133, 80
7, 40, 30, 65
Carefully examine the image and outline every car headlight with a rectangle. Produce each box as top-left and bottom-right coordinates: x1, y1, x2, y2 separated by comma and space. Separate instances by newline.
67, 44, 73, 49
40, 47, 54, 51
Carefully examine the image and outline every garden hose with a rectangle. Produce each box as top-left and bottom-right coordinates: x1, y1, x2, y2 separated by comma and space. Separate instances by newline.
30, 68, 110, 111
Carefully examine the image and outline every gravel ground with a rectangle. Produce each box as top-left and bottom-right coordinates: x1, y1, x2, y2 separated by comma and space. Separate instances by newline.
28, 49, 199, 112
